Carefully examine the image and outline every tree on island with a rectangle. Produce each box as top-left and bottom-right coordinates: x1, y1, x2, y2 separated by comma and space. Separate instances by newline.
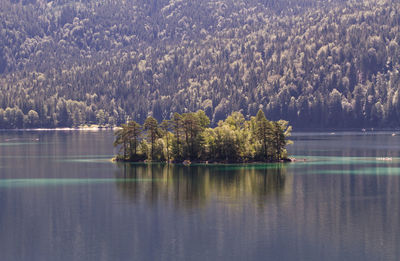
127, 121, 142, 161
114, 123, 129, 159
144, 116, 162, 161
160, 120, 172, 162
171, 113, 183, 161
271, 121, 292, 161
181, 111, 209, 160
114, 109, 292, 163
255, 109, 272, 161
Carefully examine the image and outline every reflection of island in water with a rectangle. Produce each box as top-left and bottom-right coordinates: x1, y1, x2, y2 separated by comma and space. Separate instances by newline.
114, 163, 288, 208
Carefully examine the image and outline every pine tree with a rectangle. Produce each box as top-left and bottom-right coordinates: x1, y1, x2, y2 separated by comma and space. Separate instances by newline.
126, 121, 142, 161
144, 116, 161, 160
255, 109, 272, 161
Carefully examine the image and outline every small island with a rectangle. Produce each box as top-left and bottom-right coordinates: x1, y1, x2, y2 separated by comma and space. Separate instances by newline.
113, 109, 292, 164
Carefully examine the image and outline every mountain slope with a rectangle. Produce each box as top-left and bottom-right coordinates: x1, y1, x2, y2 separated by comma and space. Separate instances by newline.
0, 0, 399, 128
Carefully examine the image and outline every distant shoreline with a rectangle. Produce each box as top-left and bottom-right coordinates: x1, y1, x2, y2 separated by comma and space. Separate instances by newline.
1, 128, 400, 134
0, 126, 117, 131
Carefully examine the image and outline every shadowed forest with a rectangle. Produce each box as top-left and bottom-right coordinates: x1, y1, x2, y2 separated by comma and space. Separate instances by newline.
0, 0, 399, 128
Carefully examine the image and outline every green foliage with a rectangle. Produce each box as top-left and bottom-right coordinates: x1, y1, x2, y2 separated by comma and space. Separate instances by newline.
181, 112, 204, 160
254, 109, 273, 160
114, 111, 292, 163
144, 116, 162, 160
171, 113, 183, 161
1, 0, 400, 129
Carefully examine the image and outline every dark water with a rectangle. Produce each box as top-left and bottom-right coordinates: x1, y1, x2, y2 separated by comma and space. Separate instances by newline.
0, 131, 400, 261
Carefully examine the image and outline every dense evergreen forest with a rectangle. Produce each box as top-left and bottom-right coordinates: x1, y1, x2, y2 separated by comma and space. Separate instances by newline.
114, 110, 292, 163
0, 0, 400, 128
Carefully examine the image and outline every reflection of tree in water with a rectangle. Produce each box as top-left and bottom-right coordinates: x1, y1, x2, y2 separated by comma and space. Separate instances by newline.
114, 163, 287, 208
207, 164, 287, 207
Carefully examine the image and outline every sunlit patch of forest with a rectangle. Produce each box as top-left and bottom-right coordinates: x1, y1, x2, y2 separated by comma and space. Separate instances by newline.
0, 0, 399, 128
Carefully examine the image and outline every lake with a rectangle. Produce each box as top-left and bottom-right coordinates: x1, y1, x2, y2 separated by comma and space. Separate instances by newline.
0, 130, 399, 261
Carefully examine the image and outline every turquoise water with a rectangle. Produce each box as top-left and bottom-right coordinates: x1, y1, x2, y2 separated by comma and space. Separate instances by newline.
0, 130, 399, 260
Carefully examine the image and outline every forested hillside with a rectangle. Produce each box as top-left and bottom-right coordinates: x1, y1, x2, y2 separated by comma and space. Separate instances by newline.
0, 0, 399, 128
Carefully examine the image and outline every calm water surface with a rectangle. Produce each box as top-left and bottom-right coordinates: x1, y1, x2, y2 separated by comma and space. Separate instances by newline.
0, 130, 399, 261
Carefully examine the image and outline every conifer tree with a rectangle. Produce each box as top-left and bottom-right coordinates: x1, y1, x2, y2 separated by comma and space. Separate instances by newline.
171, 113, 183, 161
255, 109, 272, 160
160, 119, 171, 162
144, 116, 161, 160
126, 121, 142, 161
